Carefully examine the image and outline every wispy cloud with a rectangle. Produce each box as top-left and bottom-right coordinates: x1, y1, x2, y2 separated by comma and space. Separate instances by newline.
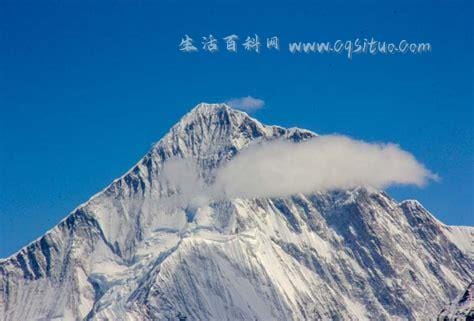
158, 158, 209, 210
158, 135, 438, 207
226, 96, 265, 112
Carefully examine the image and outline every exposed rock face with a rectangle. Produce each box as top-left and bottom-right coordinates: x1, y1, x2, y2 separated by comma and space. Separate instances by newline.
438, 282, 474, 321
0, 104, 472, 321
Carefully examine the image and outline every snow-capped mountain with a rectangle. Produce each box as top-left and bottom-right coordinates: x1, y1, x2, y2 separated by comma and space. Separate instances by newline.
1, 103, 472, 321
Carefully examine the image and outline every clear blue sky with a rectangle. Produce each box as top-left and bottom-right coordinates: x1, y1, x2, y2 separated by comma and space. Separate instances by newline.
0, 0, 472, 257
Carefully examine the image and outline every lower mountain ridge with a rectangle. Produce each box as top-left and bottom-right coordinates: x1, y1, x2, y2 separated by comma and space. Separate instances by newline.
1, 104, 472, 321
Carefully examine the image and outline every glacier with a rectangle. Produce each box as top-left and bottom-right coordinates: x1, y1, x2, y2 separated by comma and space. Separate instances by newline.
0, 103, 472, 321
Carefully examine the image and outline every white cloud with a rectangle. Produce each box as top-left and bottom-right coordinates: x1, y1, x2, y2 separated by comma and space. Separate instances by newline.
158, 135, 438, 206
226, 96, 265, 112
214, 136, 438, 199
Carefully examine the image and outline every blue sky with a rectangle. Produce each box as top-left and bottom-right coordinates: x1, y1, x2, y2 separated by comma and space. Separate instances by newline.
0, 0, 472, 257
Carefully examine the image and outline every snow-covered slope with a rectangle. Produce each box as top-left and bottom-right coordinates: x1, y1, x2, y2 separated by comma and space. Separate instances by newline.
0, 103, 472, 321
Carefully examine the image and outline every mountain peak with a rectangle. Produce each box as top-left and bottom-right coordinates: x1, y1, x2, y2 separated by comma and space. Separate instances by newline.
190, 102, 233, 114
176, 102, 255, 129
150, 103, 268, 163
1, 104, 472, 321
151, 103, 318, 167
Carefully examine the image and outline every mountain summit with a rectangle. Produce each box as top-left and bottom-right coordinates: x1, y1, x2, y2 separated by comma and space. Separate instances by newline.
1, 103, 472, 321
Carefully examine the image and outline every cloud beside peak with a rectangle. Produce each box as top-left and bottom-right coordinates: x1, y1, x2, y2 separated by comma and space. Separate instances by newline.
226, 96, 265, 112
214, 136, 439, 199
158, 135, 438, 206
